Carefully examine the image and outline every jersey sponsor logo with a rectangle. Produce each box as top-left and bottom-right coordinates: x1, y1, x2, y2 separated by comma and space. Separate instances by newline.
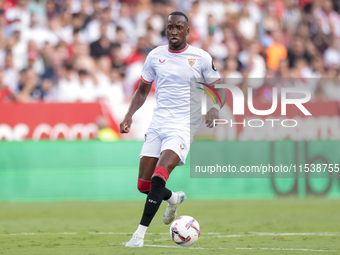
159, 59, 166, 64
188, 58, 196, 67
180, 144, 184, 150
212, 60, 217, 71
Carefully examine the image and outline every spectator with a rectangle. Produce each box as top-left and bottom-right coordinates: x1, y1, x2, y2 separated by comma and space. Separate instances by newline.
116, 2, 136, 43
204, 15, 228, 61
115, 26, 133, 59
190, 1, 207, 39
266, 29, 287, 72
222, 57, 243, 86
28, 0, 46, 25
98, 66, 125, 105
57, 9, 73, 45
27, 51, 40, 73
16, 68, 38, 102
77, 69, 96, 102
287, 35, 311, 68
244, 0, 262, 24
311, 17, 333, 54
5, 0, 31, 31
0, 0, 337, 104
25, 40, 45, 75
96, 116, 120, 141
224, 39, 243, 70
9, 27, 27, 71
90, 22, 114, 58
85, 7, 116, 43
223, 0, 240, 16
69, 13, 87, 44
238, 41, 266, 89
324, 38, 340, 68
282, 0, 301, 34
313, 0, 340, 38
95, 55, 111, 98
2, 50, 19, 93
262, 2, 281, 34
0, 69, 15, 102
57, 63, 80, 103
40, 49, 62, 88
237, 4, 257, 41
323, 67, 340, 100
278, 59, 290, 78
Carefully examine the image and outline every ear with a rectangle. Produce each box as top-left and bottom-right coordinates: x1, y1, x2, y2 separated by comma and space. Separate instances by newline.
186, 27, 190, 36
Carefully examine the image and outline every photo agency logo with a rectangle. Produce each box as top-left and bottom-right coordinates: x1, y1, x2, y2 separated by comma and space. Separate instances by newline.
198, 83, 312, 128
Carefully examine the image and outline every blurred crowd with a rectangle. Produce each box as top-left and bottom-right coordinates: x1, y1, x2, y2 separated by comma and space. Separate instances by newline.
0, 0, 339, 104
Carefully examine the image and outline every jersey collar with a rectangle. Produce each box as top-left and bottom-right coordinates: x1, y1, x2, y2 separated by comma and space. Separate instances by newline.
168, 44, 189, 53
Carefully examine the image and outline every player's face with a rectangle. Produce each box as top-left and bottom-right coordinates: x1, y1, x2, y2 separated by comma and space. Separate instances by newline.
166, 15, 189, 50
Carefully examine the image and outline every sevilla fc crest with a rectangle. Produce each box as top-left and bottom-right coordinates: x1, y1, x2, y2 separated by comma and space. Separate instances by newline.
188, 58, 196, 67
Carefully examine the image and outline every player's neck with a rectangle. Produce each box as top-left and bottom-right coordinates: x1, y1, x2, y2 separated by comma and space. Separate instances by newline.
168, 43, 188, 53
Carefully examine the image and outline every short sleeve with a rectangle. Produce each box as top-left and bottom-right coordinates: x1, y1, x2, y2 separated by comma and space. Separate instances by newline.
201, 50, 220, 83
141, 51, 156, 84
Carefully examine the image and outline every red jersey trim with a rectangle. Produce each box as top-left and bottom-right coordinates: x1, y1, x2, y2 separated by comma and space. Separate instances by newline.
168, 44, 189, 53
141, 76, 153, 84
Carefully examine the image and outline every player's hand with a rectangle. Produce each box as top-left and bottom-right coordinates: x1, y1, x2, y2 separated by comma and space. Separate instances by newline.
205, 107, 219, 128
120, 116, 132, 134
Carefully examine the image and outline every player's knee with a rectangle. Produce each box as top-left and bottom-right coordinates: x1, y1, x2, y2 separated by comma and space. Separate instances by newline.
137, 178, 151, 193
157, 150, 180, 172
152, 166, 170, 182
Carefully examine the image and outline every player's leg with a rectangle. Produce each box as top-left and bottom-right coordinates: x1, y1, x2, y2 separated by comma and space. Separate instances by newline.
137, 156, 174, 201
137, 156, 157, 195
139, 150, 180, 228
125, 150, 179, 247
137, 130, 165, 196
160, 133, 189, 224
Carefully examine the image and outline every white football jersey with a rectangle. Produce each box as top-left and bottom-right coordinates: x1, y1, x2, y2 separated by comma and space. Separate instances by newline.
141, 44, 220, 134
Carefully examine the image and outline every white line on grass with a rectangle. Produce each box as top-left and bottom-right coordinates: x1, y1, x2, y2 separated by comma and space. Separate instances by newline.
144, 233, 337, 242
236, 248, 336, 252
143, 232, 340, 245
2, 231, 339, 237
1, 232, 78, 236
248, 232, 337, 236
3, 232, 338, 252
89, 232, 338, 237
212, 234, 250, 238
145, 238, 170, 242
143, 244, 210, 249
120, 243, 216, 250
144, 234, 250, 242
123, 244, 336, 252
89, 232, 221, 235
1, 232, 167, 236
88, 232, 170, 235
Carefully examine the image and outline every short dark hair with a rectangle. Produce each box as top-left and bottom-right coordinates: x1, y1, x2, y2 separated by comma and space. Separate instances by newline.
168, 11, 188, 23
64, 63, 73, 71
78, 69, 89, 76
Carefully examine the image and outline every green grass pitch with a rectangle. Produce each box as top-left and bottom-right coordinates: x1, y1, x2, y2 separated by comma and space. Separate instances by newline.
0, 199, 339, 255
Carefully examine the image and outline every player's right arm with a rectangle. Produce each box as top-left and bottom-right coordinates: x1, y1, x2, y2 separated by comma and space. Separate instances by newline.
120, 80, 152, 134
120, 49, 156, 134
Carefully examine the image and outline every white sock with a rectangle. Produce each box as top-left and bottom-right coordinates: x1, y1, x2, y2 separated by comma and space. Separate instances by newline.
135, 224, 148, 238
166, 192, 178, 205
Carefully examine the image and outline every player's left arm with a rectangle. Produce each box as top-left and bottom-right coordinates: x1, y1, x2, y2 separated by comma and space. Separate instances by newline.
205, 85, 226, 128
201, 51, 227, 128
